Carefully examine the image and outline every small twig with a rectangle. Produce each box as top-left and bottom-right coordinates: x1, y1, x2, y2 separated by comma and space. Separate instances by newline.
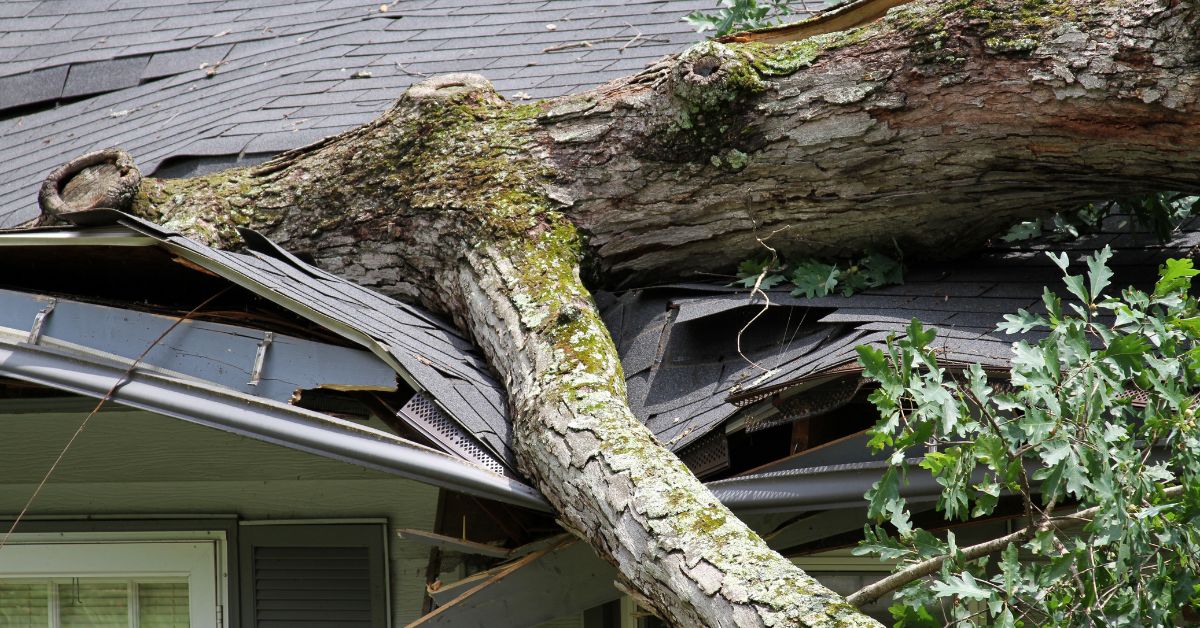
0, 288, 230, 551
620, 22, 660, 52
846, 485, 1185, 607
736, 226, 790, 376
542, 25, 669, 54
395, 61, 428, 77
543, 40, 598, 53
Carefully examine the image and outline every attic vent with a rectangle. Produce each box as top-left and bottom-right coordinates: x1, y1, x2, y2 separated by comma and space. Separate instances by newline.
746, 376, 863, 433
678, 430, 730, 478
252, 546, 372, 626
239, 523, 387, 628
398, 392, 507, 476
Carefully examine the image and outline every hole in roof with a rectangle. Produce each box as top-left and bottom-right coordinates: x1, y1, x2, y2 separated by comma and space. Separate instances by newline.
663, 303, 830, 363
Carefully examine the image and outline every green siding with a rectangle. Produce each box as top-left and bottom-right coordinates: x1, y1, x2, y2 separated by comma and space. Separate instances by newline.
0, 406, 439, 627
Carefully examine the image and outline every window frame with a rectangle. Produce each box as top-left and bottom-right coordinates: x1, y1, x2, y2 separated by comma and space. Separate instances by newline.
0, 535, 225, 628
0, 519, 238, 628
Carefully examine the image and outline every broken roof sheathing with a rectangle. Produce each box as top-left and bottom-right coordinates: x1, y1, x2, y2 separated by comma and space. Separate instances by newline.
601, 214, 1200, 454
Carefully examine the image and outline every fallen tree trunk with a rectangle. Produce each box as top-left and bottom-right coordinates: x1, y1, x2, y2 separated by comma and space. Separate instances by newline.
36, 0, 1200, 625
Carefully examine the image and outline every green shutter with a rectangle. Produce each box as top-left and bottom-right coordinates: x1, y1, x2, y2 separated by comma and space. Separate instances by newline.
239, 524, 387, 628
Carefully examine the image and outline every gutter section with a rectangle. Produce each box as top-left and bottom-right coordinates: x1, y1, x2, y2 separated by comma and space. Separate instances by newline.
707, 459, 941, 515
0, 337, 549, 512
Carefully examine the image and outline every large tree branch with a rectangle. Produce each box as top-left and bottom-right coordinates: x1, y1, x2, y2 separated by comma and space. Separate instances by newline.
51, 0, 1196, 294
545, 0, 1200, 283
31, 0, 1200, 625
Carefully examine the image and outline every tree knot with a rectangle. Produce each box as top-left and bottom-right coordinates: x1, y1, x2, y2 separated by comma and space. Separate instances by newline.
402, 73, 504, 109
670, 42, 766, 112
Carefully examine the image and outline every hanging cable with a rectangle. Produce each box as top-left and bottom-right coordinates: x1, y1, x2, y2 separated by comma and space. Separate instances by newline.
0, 287, 230, 550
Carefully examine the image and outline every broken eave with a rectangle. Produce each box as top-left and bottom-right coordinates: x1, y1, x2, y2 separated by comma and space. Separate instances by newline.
0, 211, 517, 476
0, 286, 398, 406
0, 333, 549, 512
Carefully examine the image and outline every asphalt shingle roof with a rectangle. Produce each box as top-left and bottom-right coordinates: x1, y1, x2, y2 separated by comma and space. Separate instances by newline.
0, 0, 726, 227
600, 215, 1200, 452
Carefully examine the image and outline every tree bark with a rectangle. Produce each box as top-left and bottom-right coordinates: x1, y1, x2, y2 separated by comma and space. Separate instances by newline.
39, 0, 1200, 625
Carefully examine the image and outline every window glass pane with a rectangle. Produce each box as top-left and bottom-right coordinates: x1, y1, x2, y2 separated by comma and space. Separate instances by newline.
0, 582, 49, 627
57, 581, 128, 628
138, 582, 189, 628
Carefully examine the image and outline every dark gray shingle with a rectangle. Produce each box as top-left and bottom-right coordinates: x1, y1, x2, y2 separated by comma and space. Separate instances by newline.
62, 57, 149, 99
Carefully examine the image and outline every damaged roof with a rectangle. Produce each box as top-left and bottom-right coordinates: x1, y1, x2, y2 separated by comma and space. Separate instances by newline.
600, 214, 1200, 455
0, 0, 865, 515
0, 0, 731, 227
8, 0, 1185, 517
0, 209, 518, 476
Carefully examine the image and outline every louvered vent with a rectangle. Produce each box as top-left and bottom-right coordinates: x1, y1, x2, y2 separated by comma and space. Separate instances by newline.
747, 376, 864, 433
252, 546, 372, 628
398, 392, 507, 475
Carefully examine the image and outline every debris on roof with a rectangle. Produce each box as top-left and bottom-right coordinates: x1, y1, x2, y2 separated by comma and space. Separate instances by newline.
599, 214, 1200, 478
0, 209, 517, 476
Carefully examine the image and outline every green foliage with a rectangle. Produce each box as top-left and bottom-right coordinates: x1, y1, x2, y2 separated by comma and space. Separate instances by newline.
733, 251, 904, 297
856, 248, 1200, 626
684, 0, 797, 36
1001, 193, 1198, 244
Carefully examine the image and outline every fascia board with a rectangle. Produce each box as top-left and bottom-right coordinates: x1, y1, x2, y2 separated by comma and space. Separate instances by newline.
153, 236, 429, 405
0, 225, 153, 246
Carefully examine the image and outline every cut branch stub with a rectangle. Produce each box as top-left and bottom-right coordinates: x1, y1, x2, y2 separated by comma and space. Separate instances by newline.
39, 148, 142, 220
404, 73, 498, 105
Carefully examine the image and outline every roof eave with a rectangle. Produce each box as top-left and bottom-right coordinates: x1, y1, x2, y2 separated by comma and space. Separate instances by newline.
0, 336, 549, 511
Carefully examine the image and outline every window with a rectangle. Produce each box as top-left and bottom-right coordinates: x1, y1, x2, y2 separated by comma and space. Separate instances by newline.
0, 536, 223, 628
0, 579, 189, 627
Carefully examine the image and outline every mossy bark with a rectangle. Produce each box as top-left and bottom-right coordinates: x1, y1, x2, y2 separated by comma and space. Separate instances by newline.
59, 0, 1200, 624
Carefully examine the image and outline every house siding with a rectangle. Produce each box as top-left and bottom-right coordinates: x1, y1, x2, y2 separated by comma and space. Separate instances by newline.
0, 404, 450, 626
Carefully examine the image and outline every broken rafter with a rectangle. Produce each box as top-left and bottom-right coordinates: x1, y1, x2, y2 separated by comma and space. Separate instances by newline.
396, 528, 513, 559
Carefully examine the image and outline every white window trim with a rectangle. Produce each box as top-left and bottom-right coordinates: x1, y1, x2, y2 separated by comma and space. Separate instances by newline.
0, 531, 227, 628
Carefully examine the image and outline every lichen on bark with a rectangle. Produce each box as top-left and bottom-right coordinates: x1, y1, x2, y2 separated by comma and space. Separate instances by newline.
79, 0, 1200, 624
116, 71, 876, 625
